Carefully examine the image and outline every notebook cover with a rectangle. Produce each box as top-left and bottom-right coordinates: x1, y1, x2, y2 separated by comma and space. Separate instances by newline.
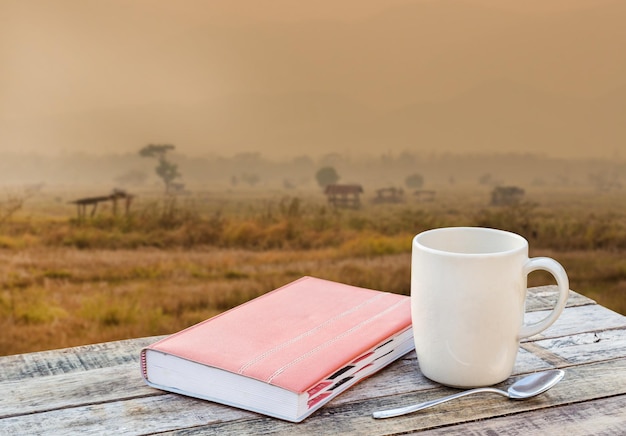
143, 276, 411, 393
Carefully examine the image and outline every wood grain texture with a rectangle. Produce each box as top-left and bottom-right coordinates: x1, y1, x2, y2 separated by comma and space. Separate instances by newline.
154, 359, 626, 436
524, 304, 626, 339
0, 336, 165, 382
1, 287, 624, 435
526, 286, 594, 311
418, 394, 626, 436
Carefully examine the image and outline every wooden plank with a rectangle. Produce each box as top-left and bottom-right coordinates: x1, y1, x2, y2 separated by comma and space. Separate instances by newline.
529, 328, 626, 365
0, 363, 155, 418
0, 343, 553, 419
526, 286, 594, 311
0, 336, 165, 382
3, 353, 620, 435
418, 394, 626, 435
523, 303, 626, 341
151, 358, 626, 435
0, 393, 255, 436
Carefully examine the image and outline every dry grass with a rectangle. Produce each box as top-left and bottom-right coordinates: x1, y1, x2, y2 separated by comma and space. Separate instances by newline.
1, 186, 625, 355
0, 247, 412, 355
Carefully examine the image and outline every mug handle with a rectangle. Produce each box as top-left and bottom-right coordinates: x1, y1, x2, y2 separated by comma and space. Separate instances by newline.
518, 257, 569, 339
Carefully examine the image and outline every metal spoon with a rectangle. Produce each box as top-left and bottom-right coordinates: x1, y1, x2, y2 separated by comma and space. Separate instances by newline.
372, 369, 564, 419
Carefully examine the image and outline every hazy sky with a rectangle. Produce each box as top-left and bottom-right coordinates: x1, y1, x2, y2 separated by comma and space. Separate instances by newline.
2, 0, 625, 159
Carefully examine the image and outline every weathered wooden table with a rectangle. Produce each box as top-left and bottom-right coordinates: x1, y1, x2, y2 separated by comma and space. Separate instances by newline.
2, 286, 625, 435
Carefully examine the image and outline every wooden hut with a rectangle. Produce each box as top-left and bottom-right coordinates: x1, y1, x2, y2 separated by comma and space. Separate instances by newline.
373, 187, 405, 203
324, 184, 363, 209
491, 186, 525, 206
70, 189, 135, 219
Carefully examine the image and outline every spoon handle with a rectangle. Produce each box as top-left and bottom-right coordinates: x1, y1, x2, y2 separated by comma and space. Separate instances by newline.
372, 387, 508, 419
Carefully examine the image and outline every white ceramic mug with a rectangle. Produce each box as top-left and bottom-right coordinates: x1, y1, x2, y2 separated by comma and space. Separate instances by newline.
411, 227, 569, 387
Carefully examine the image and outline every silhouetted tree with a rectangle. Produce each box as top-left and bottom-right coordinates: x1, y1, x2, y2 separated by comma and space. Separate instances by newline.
405, 173, 424, 189
139, 144, 181, 193
315, 166, 340, 188
0, 189, 35, 227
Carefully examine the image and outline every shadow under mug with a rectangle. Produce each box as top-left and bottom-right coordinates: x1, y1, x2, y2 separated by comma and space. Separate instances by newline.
411, 227, 569, 387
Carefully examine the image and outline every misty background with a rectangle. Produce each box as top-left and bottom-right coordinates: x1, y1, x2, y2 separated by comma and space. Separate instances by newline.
2, 0, 626, 188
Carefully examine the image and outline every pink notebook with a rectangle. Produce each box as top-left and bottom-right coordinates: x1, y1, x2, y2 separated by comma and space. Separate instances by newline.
141, 276, 413, 422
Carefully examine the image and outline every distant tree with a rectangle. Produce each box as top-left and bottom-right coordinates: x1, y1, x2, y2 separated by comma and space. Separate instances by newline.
405, 173, 424, 190
0, 188, 37, 228
0, 196, 24, 227
139, 144, 181, 193
315, 166, 339, 188
491, 186, 525, 206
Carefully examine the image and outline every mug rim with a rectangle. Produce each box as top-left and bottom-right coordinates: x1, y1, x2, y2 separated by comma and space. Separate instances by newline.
413, 226, 528, 257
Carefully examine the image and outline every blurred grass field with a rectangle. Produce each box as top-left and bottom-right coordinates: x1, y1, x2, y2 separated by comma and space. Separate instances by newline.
1, 185, 625, 355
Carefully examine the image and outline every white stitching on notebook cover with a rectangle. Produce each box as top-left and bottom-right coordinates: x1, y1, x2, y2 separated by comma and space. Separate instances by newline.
238, 293, 387, 374
266, 298, 409, 384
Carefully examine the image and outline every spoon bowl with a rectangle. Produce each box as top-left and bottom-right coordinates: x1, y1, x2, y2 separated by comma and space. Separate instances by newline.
372, 369, 564, 419
507, 369, 564, 399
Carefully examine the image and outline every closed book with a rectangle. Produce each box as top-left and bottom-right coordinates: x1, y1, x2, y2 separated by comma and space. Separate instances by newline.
140, 276, 413, 422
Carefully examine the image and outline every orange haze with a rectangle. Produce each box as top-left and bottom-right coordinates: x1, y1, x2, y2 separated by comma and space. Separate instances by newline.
1, 0, 625, 159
